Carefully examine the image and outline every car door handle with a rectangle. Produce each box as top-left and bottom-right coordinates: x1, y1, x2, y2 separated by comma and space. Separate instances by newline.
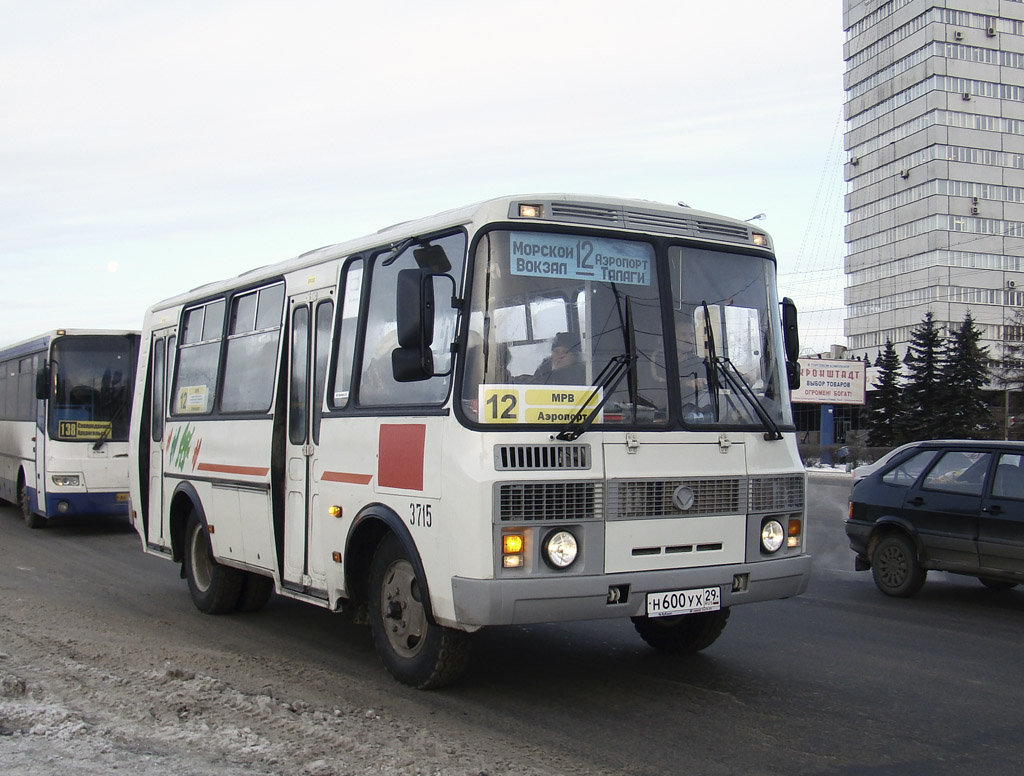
907, 497, 925, 506
983, 505, 1004, 514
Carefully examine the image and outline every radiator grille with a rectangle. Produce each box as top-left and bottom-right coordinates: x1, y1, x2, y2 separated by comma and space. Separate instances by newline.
607, 478, 743, 519
748, 475, 805, 513
494, 444, 591, 471
497, 481, 602, 522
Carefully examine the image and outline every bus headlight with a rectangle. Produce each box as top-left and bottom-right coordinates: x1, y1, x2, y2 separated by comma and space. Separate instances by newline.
543, 530, 578, 569
760, 519, 785, 553
51, 474, 80, 487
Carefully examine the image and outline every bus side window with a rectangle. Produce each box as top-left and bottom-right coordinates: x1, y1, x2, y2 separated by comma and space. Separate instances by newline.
172, 299, 225, 416
221, 283, 285, 413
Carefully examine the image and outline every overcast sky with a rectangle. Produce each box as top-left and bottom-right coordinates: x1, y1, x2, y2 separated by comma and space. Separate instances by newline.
1, 0, 847, 353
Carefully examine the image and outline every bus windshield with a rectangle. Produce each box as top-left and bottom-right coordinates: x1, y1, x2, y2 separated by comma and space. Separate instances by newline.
49, 335, 137, 442
461, 230, 792, 431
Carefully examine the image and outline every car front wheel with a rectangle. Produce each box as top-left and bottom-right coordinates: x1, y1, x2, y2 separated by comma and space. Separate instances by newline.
871, 534, 926, 597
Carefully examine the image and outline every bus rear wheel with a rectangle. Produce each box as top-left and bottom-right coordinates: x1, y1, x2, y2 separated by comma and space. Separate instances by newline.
184, 512, 243, 614
18, 477, 44, 529
632, 608, 731, 653
368, 534, 470, 689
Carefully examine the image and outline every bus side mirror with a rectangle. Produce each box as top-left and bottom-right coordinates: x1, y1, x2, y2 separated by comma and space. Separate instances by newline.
35, 364, 51, 400
392, 268, 436, 382
781, 297, 800, 389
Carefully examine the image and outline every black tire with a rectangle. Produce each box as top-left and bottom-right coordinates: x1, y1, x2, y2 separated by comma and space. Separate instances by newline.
236, 572, 275, 612
183, 511, 243, 614
978, 577, 1018, 591
368, 534, 470, 689
632, 607, 731, 653
871, 533, 926, 597
19, 477, 45, 530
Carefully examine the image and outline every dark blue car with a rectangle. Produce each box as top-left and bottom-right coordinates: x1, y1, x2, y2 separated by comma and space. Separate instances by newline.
845, 440, 1024, 596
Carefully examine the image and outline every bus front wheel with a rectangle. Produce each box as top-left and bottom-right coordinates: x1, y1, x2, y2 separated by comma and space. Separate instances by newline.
183, 512, 243, 614
632, 608, 731, 653
18, 478, 44, 529
368, 533, 470, 689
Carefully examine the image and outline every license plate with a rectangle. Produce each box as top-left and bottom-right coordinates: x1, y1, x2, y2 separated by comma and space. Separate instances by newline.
646, 586, 721, 617
116, 493, 130, 502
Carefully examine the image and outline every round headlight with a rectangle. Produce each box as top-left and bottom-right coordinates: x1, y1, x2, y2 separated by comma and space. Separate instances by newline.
543, 530, 579, 569
761, 519, 785, 553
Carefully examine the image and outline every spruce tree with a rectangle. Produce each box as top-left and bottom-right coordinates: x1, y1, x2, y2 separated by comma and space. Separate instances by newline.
938, 311, 991, 438
867, 339, 903, 447
898, 312, 945, 441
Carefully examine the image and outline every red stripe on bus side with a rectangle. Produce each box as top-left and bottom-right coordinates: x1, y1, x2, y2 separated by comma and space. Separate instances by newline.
321, 471, 373, 485
195, 463, 270, 477
377, 424, 426, 491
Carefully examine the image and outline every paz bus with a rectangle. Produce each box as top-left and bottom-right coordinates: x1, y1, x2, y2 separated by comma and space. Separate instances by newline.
128, 194, 810, 688
0, 329, 140, 528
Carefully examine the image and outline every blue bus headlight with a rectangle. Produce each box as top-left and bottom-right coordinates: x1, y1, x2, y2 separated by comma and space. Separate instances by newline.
760, 519, 785, 553
543, 530, 578, 569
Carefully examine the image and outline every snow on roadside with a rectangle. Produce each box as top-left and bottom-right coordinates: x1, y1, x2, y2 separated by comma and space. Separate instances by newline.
0, 648, 505, 776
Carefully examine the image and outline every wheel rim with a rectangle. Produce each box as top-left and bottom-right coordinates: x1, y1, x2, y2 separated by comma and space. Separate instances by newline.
189, 523, 214, 593
877, 544, 909, 588
379, 558, 427, 659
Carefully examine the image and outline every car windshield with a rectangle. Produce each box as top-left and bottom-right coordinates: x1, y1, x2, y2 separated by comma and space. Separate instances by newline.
48, 335, 137, 442
459, 230, 792, 432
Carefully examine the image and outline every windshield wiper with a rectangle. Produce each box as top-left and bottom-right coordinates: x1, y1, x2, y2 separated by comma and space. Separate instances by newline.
711, 357, 783, 441
555, 353, 634, 441
557, 296, 638, 441
92, 396, 130, 450
700, 301, 722, 421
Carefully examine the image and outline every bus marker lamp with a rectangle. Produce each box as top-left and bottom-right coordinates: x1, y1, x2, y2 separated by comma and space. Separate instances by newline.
760, 519, 785, 553
752, 232, 767, 246
543, 530, 578, 569
328, 505, 342, 517
787, 518, 803, 549
518, 204, 544, 218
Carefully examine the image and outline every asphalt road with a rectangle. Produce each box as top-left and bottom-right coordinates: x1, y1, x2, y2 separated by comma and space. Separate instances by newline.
2, 474, 1022, 775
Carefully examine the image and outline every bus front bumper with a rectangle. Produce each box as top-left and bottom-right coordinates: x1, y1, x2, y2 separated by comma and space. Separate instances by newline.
44, 491, 130, 518
450, 554, 811, 627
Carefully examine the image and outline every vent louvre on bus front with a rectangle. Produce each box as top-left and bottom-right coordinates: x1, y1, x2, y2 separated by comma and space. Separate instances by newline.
748, 475, 805, 513
496, 481, 603, 522
606, 478, 744, 520
494, 444, 591, 471
540, 201, 753, 245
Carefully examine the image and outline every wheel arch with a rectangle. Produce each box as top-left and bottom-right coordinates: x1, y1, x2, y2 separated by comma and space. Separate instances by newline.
868, 516, 921, 561
345, 503, 437, 625
168, 482, 208, 566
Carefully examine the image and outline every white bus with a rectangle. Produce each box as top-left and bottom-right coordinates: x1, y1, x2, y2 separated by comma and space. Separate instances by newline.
1, 329, 140, 528
129, 195, 810, 688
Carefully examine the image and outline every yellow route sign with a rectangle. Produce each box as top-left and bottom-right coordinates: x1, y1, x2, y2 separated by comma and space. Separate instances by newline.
478, 384, 602, 425
57, 420, 112, 440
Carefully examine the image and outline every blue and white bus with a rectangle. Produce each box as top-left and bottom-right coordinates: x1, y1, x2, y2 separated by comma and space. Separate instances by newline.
0, 329, 140, 527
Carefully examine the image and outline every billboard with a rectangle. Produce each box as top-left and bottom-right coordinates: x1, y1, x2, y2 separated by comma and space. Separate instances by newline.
791, 358, 866, 405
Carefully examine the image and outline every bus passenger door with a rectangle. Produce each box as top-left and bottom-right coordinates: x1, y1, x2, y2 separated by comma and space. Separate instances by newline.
283, 296, 334, 596
147, 332, 173, 547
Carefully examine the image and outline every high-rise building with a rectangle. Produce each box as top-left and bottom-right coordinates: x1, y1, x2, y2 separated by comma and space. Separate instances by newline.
843, 0, 1024, 368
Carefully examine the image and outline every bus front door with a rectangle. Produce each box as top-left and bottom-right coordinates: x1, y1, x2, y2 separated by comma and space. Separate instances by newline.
147, 332, 173, 548
282, 296, 334, 597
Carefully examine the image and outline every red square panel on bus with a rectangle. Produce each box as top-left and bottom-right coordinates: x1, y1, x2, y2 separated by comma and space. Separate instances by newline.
378, 424, 426, 491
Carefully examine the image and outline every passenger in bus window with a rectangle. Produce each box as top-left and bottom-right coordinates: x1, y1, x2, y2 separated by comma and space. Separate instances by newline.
530, 331, 585, 385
